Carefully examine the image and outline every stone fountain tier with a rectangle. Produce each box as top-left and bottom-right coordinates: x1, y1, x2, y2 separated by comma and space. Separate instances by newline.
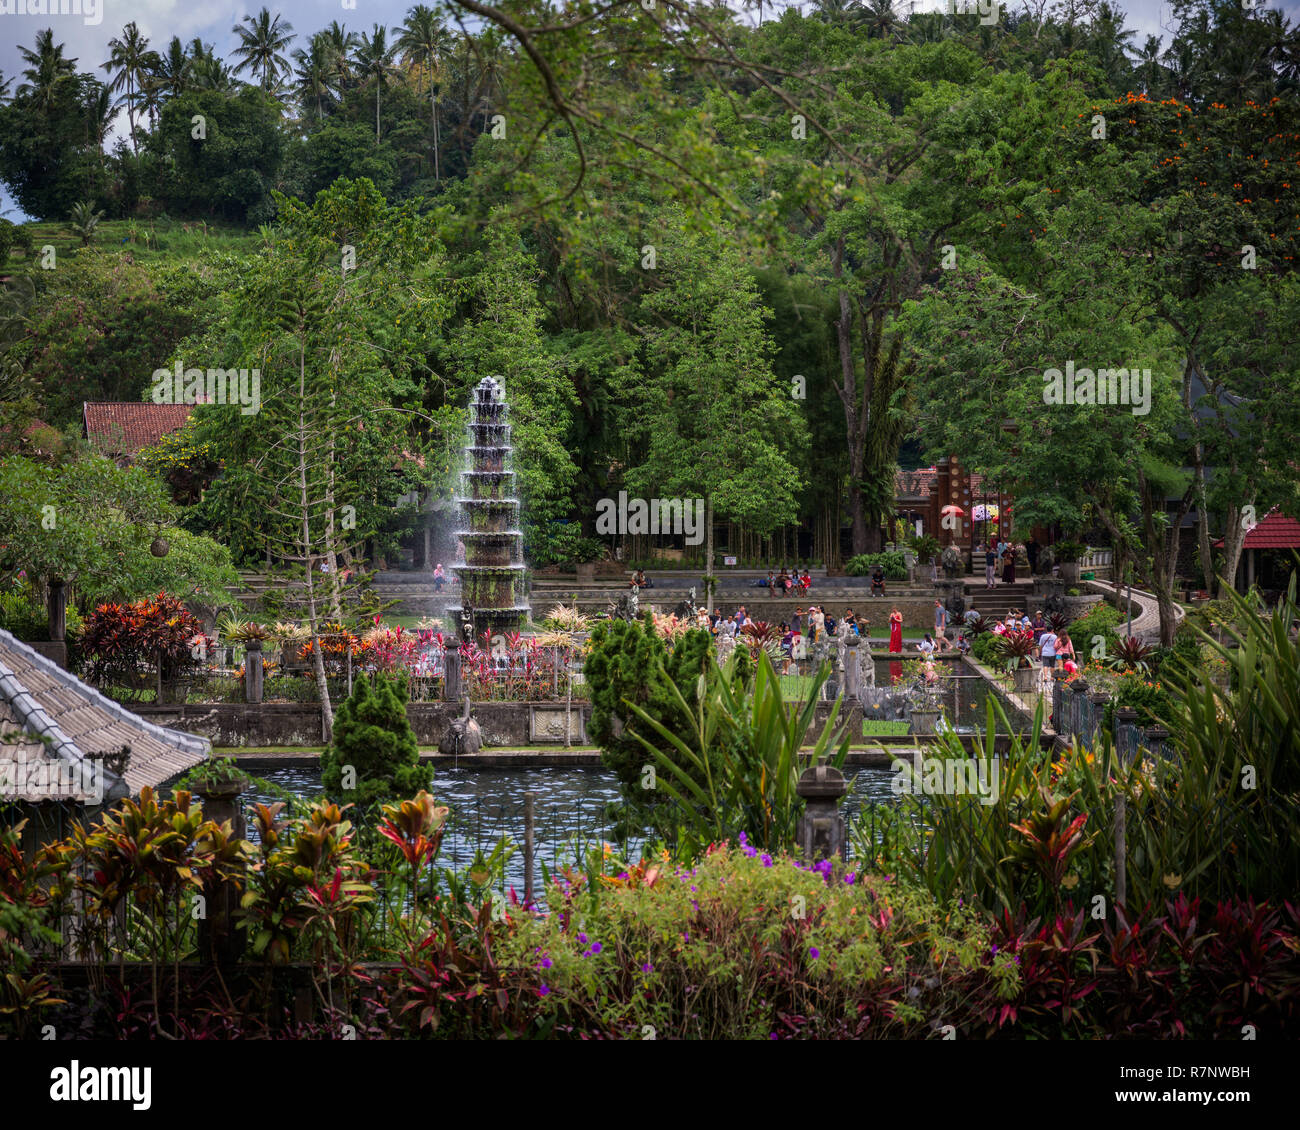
453, 375, 530, 637
467, 421, 512, 443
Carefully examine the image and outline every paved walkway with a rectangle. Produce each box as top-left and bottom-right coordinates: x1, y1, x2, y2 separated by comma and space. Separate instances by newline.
1083, 579, 1182, 642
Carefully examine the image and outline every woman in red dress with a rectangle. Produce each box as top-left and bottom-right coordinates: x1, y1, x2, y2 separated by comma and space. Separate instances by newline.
888, 607, 903, 653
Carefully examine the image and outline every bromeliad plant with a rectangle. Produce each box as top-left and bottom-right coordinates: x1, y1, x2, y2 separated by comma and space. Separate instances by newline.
623, 648, 850, 856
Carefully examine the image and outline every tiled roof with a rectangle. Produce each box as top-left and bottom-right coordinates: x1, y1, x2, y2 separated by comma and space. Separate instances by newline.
0, 629, 209, 806
1213, 509, 1300, 550
1242, 510, 1300, 549
82, 402, 194, 457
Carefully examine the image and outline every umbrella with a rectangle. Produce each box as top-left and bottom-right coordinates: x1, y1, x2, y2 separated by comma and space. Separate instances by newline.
940, 504, 965, 517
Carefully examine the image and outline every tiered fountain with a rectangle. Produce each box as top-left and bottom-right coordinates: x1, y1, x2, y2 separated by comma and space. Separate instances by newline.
449, 377, 530, 639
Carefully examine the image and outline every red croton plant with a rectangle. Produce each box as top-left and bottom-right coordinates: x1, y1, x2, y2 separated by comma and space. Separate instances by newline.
78, 592, 211, 688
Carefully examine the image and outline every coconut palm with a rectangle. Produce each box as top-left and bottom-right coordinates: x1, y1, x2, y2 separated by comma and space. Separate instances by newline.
231, 7, 296, 93
67, 201, 104, 247
1133, 34, 1166, 97
292, 34, 340, 122
321, 21, 361, 88
18, 29, 77, 112
102, 22, 152, 154
861, 0, 903, 40
398, 4, 452, 180
354, 24, 400, 142
151, 36, 193, 102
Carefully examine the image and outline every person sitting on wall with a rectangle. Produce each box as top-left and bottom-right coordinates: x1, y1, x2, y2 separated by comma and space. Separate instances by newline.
778, 568, 791, 594
799, 569, 812, 593
871, 565, 886, 596
632, 568, 652, 589
433, 563, 446, 593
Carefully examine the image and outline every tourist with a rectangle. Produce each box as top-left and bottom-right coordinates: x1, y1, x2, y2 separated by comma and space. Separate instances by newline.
956, 632, 971, 655
919, 632, 936, 657
934, 599, 947, 640
825, 612, 838, 636
985, 544, 997, 589
734, 605, 748, 629
1031, 609, 1047, 641
800, 568, 812, 593
888, 607, 903, 653
1057, 631, 1076, 667
433, 563, 446, 593
843, 608, 857, 633
871, 564, 886, 596
963, 607, 982, 628
632, 568, 651, 589
777, 567, 790, 595
791, 606, 803, 634
810, 605, 826, 640
1038, 625, 1059, 671
766, 569, 776, 592
1001, 545, 1017, 584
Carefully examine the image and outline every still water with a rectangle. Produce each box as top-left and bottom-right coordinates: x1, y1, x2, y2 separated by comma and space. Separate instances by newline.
239, 763, 902, 893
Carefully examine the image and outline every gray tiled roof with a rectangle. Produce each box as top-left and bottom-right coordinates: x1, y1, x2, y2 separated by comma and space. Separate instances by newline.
0, 629, 209, 805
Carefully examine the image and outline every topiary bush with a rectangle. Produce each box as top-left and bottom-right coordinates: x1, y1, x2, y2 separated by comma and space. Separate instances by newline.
321, 673, 430, 813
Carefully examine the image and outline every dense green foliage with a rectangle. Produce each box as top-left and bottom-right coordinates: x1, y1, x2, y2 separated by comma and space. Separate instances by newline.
321, 673, 431, 812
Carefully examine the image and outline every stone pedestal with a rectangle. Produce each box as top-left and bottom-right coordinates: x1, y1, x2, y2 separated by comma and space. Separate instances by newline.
795, 765, 848, 862
443, 650, 463, 702
244, 641, 264, 705
195, 781, 247, 966
842, 636, 861, 703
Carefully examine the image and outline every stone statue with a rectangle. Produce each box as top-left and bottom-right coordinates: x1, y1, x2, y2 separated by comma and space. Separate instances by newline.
439, 695, 482, 756
459, 608, 474, 645
941, 544, 964, 579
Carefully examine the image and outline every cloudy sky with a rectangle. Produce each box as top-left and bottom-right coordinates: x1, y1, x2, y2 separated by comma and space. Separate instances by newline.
1, 0, 1296, 220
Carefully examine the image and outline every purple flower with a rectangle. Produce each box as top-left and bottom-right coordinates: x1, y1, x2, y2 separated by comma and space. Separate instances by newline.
990, 944, 998, 955
539, 956, 552, 969
618, 871, 629, 880
761, 854, 773, 867
576, 932, 587, 944
590, 941, 603, 954
539, 985, 550, 997
641, 962, 654, 974
809, 947, 820, 960
844, 872, 856, 884
769, 1032, 778, 1040
743, 846, 757, 858
738, 831, 750, 847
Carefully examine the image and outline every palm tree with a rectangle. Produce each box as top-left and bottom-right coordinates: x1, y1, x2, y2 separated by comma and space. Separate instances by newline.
293, 34, 339, 122
1131, 35, 1164, 97
102, 22, 152, 154
84, 85, 118, 191
0, 71, 11, 105
191, 54, 237, 93
354, 24, 399, 142
320, 21, 361, 88
398, 5, 452, 180
67, 201, 104, 247
151, 36, 193, 102
17, 29, 77, 112
862, 0, 903, 40
231, 7, 296, 93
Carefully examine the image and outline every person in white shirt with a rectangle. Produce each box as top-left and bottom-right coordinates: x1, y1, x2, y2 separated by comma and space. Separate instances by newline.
1038, 629, 1059, 669
918, 633, 936, 656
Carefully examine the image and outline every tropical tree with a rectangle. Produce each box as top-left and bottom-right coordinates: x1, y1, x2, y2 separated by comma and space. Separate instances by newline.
398, 4, 452, 180
101, 22, 152, 154
231, 7, 296, 93
354, 24, 400, 142
17, 28, 77, 112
